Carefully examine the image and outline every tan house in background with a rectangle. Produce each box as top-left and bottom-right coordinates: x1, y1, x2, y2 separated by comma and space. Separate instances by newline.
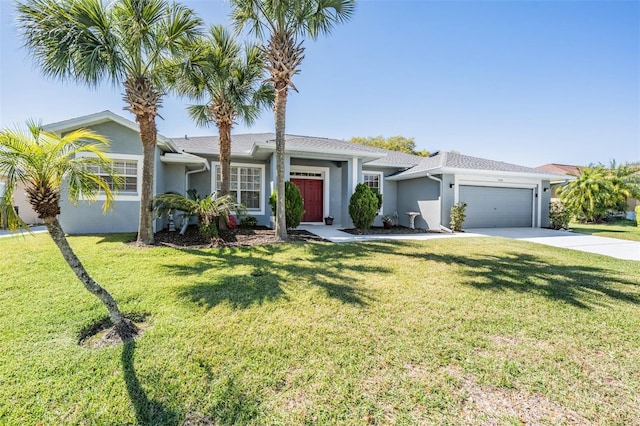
0, 179, 39, 228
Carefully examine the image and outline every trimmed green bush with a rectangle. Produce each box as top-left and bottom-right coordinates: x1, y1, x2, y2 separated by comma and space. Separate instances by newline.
549, 200, 571, 230
240, 215, 258, 228
372, 188, 383, 212
269, 181, 304, 229
450, 202, 467, 232
349, 183, 378, 229
636, 206, 640, 227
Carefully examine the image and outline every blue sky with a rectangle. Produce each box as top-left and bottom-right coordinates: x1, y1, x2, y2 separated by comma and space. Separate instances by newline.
1, 0, 638, 167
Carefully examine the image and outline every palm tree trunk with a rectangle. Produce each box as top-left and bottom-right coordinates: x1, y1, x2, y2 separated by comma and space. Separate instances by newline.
136, 114, 156, 245
44, 217, 138, 339
219, 123, 232, 197
274, 85, 288, 241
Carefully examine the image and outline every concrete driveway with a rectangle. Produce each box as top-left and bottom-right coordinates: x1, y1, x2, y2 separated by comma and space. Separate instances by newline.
467, 227, 640, 261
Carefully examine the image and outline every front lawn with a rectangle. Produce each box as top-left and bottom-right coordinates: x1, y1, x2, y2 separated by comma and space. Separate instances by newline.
1, 234, 639, 424
569, 218, 640, 242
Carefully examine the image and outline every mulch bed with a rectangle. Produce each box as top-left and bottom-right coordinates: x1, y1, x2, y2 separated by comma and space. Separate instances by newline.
341, 226, 443, 235
153, 225, 326, 248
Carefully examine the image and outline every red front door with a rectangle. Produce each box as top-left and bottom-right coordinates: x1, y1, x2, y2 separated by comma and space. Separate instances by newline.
291, 178, 324, 222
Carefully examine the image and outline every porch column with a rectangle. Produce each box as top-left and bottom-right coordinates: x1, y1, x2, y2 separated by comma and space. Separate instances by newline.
342, 157, 362, 228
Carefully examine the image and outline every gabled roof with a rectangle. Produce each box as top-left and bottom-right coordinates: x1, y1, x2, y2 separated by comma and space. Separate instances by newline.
387, 151, 570, 181
44, 110, 178, 152
536, 163, 583, 176
171, 133, 420, 166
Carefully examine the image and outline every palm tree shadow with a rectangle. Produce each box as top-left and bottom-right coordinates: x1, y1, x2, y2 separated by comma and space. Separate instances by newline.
164, 243, 386, 310
410, 250, 639, 309
122, 341, 177, 425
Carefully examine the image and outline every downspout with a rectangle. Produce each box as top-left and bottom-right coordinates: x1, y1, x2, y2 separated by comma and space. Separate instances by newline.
426, 173, 451, 233
181, 162, 209, 234
185, 163, 208, 194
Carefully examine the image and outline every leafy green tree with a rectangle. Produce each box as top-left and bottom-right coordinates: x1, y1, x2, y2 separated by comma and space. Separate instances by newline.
350, 136, 429, 157
268, 181, 304, 229
349, 183, 378, 229
16, 0, 202, 245
231, 0, 356, 241
153, 191, 244, 242
558, 162, 640, 222
167, 25, 274, 196
0, 122, 138, 340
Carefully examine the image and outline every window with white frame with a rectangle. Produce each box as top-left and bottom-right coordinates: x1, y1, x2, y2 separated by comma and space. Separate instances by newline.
87, 160, 138, 193
363, 172, 383, 193
362, 171, 384, 212
214, 164, 264, 212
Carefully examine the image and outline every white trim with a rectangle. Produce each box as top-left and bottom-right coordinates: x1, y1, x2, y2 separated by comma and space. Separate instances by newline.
45, 110, 177, 151
290, 165, 331, 224
77, 153, 143, 201
352, 157, 359, 194
362, 170, 384, 215
212, 161, 266, 215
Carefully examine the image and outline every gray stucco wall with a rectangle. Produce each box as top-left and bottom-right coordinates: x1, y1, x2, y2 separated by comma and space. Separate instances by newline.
396, 178, 441, 230
541, 180, 551, 227
59, 121, 144, 234
440, 174, 455, 228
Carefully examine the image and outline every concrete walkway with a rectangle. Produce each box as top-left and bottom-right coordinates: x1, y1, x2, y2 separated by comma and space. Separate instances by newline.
300, 225, 639, 261
299, 224, 477, 243
465, 227, 640, 261
0, 225, 47, 239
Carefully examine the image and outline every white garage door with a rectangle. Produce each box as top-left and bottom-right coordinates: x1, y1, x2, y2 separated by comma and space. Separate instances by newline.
459, 186, 533, 228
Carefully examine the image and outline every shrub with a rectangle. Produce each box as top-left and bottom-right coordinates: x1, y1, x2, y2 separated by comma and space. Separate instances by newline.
549, 200, 572, 230
636, 206, 640, 227
372, 188, 383, 212
240, 215, 258, 228
269, 181, 304, 229
450, 202, 467, 232
349, 183, 378, 229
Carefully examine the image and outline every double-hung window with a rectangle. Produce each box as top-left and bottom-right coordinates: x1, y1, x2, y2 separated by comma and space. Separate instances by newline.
362, 171, 384, 213
214, 163, 264, 214
88, 160, 138, 193
80, 153, 142, 200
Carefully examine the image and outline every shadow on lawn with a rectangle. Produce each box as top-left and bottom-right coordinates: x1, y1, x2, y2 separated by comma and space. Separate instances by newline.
163, 243, 388, 309
122, 341, 178, 425
405, 249, 639, 309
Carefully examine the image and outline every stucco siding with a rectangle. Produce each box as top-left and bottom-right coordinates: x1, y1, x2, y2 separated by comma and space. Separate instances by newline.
541, 180, 551, 227
83, 121, 143, 155
59, 196, 139, 234
397, 178, 440, 230
440, 174, 455, 227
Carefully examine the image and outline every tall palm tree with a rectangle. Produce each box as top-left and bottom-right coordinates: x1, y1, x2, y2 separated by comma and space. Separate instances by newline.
168, 25, 274, 197
231, 0, 356, 240
16, 0, 202, 245
0, 122, 138, 339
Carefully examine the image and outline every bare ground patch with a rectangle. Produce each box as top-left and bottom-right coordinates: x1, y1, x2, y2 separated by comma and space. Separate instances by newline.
445, 365, 589, 425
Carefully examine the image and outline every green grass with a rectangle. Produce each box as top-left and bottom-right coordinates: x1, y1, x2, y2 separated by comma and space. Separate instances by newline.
569, 218, 640, 241
1, 234, 639, 424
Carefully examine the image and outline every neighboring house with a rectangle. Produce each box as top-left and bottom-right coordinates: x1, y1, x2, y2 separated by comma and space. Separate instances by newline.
0, 178, 39, 228
537, 163, 639, 219
43, 111, 568, 233
536, 163, 583, 200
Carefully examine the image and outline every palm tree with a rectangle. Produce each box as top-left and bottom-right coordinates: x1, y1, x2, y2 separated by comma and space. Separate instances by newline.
16, 0, 202, 245
231, 0, 356, 240
153, 191, 245, 243
168, 25, 274, 197
0, 122, 138, 340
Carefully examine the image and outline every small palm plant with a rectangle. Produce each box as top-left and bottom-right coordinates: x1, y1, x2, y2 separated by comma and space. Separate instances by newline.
154, 191, 245, 243
0, 121, 138, 340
